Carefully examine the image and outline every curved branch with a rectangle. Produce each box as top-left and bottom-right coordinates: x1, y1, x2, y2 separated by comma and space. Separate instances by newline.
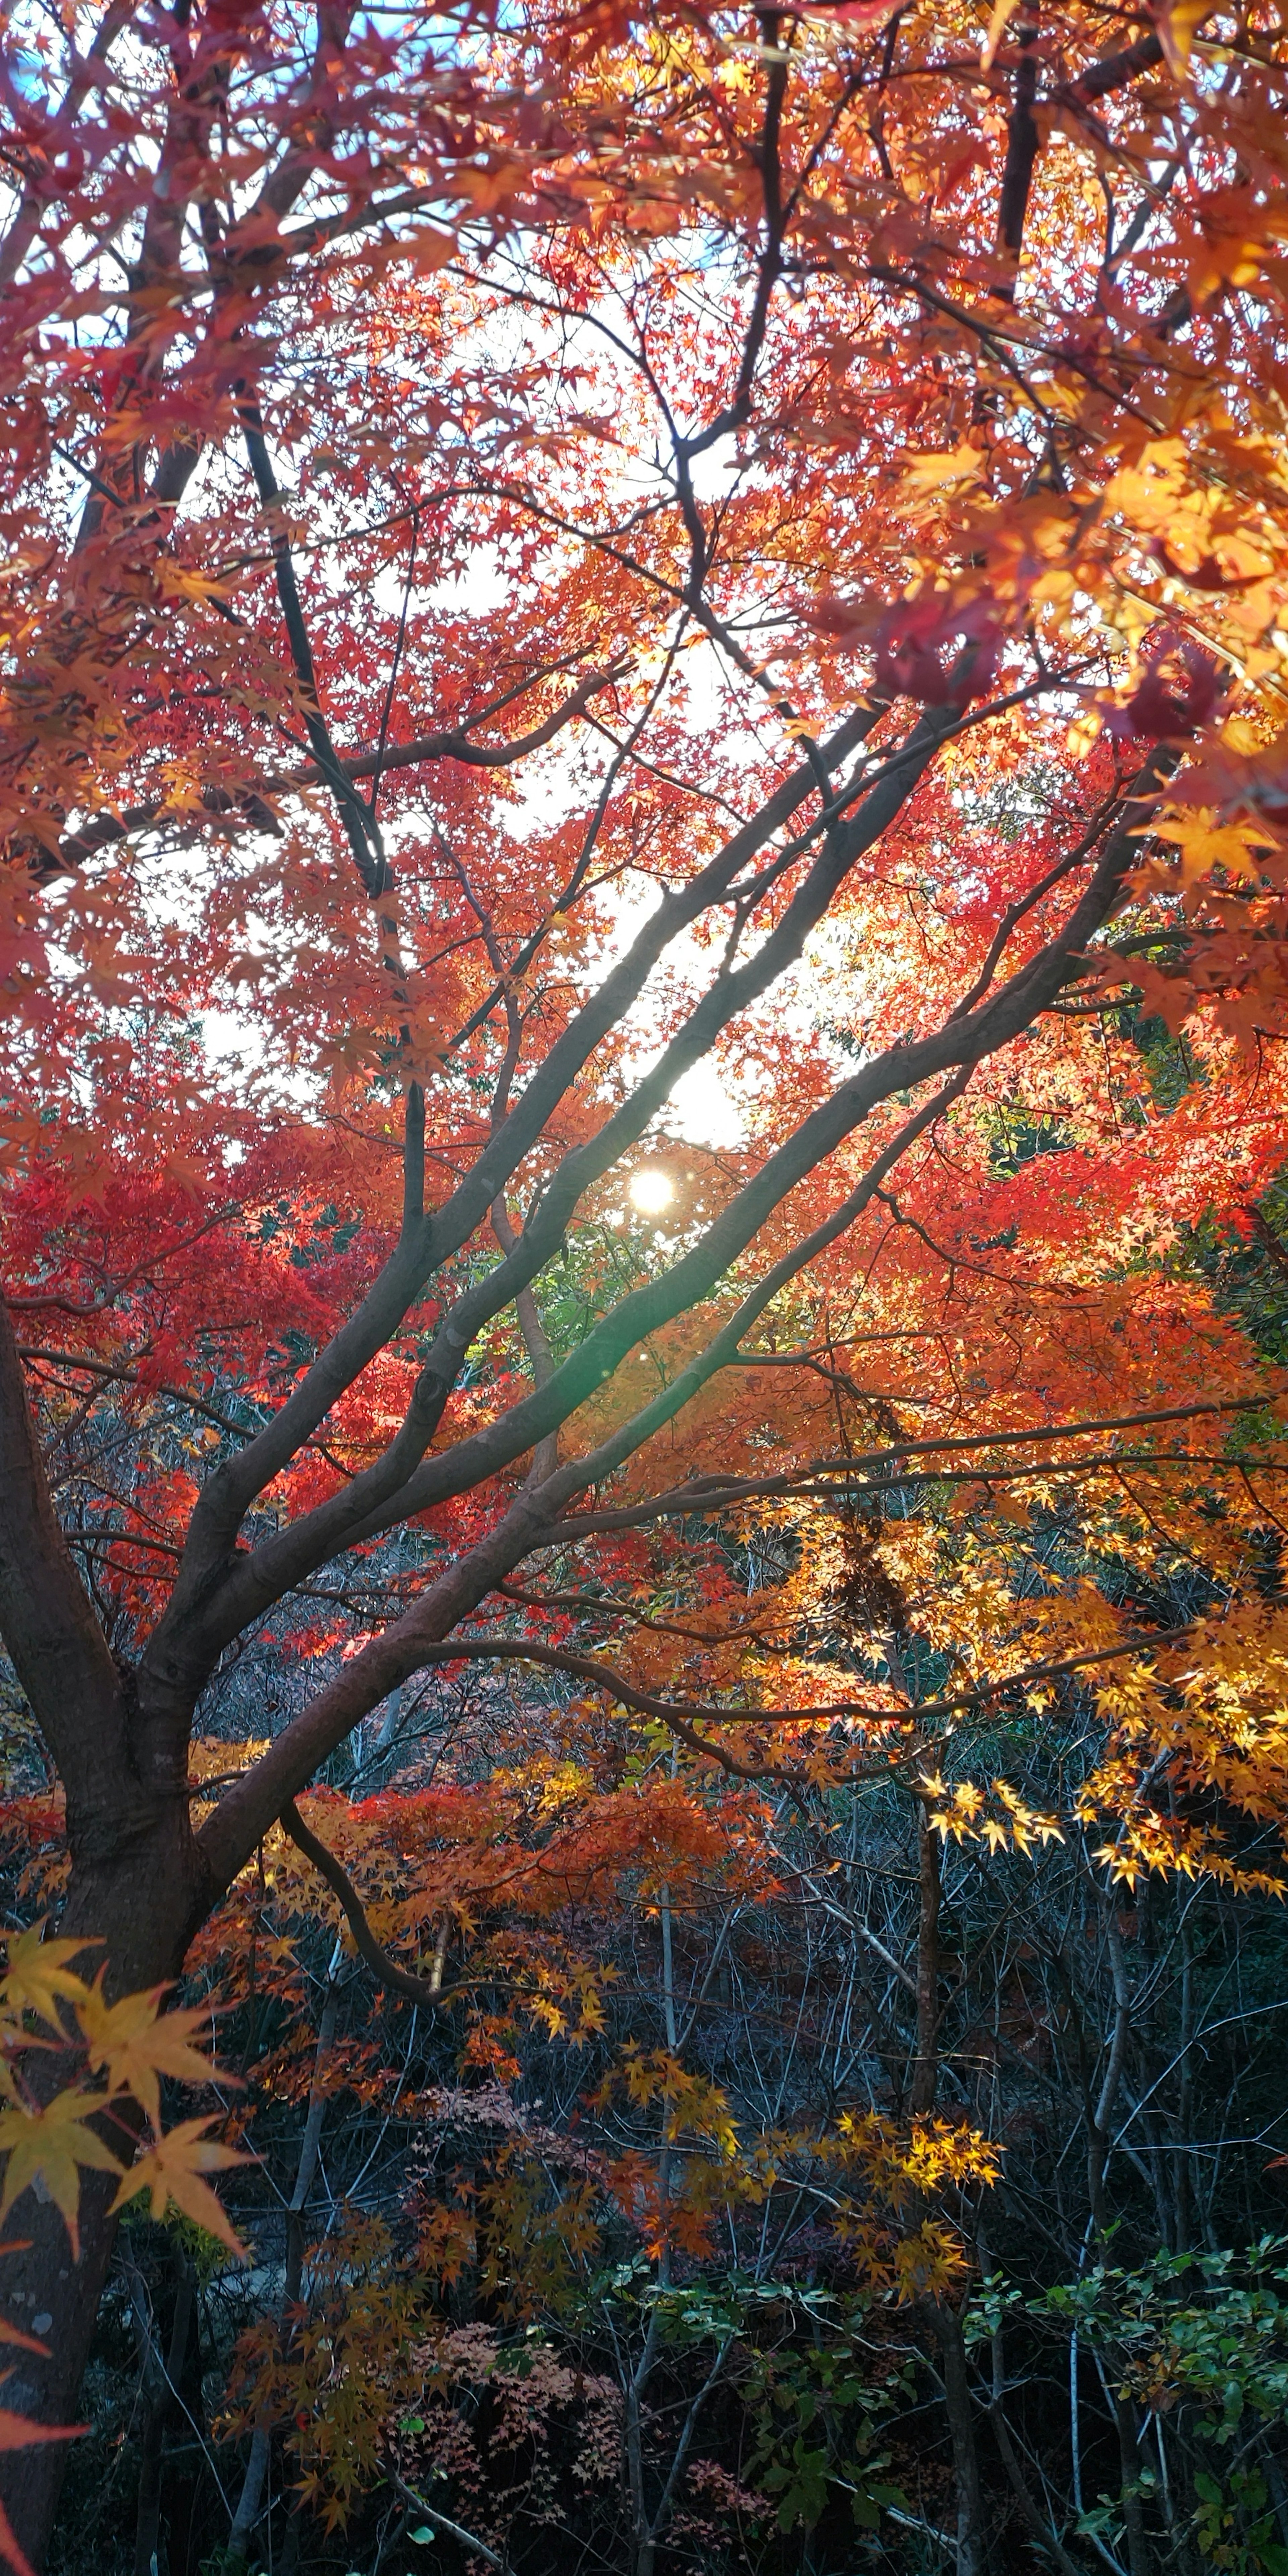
17, 1346, 257, 1443
388, 2472, 512, 2576
45, 666, 631, 879
1059, 30, 1164, 107
206, 1608, 1198, 1889
289, 1621, 1196, 1736
553, 1397, 1267, 1536
279, 1799, 469, 2012
294, 659, 632, 786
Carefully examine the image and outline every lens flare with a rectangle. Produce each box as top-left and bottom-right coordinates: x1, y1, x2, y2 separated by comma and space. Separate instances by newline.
628, 1167, 674, 1217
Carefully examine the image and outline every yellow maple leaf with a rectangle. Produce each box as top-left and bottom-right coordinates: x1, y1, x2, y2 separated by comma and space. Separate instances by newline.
903, 442, 984, 499
75, 1979, 228, 2131
981, 0, 1021, 71
0, 1927, 97, 2034
1157, 0, 1211, 78
0, 2092, 123, 2259
1152, 811, 1270, 886
109, 2117, 251, 2261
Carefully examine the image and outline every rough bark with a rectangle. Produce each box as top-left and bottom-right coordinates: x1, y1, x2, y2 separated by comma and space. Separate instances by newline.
0, 1304, 203, 2564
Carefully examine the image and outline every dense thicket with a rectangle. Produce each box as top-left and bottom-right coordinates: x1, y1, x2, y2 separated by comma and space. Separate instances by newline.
10, 1365, 1288, 2576
4, 0, 1288, 2570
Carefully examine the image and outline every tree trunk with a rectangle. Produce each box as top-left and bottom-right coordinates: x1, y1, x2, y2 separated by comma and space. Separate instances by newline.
1112, 2391, 1153, 2576
926, 2300, 990, 2576
1, 1299, 210, 2567
0, 1816, 202, 2566
910, 1798, 942, 2116
127, 2241, 196, 2576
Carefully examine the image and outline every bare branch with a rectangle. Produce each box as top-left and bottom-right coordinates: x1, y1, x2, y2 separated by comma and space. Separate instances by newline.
279, 1800, 471, 2011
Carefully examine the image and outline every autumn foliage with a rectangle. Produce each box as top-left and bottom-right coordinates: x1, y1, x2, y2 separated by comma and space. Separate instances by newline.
4, 0, 1288, 2569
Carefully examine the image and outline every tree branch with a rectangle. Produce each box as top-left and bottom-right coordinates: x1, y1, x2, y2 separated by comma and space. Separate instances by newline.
145, 699, 893, 1664
0, 1299, 129, 1820
551, 1400, 1273, 1534
997, 20, 1041, 269
387, 2472, 512, 2576
274, 771, 1165, 1573
278, 1800, 470, 2010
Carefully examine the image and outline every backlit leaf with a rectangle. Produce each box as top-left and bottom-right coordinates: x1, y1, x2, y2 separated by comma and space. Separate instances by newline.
109, 2118, 251, 2261
0, 2094, 123, 2260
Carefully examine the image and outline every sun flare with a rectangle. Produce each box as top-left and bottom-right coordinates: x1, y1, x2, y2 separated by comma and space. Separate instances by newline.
628, 1167, 675, 1218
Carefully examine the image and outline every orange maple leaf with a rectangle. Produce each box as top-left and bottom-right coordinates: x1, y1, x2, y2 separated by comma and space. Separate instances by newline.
109, 2117, 251, 2261
75, 1979, 231, 2130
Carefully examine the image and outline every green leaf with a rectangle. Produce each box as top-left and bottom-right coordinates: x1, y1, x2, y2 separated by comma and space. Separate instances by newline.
408, 2530, 436, 2547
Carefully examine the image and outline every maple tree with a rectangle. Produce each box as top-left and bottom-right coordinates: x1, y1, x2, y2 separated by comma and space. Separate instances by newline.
4, 0, 1288, 2566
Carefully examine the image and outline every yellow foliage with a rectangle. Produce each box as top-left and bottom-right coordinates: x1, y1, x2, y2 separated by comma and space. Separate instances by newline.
77, 1981, 230, 2133
0, 1928, 243, 2260
0, 2091, 122, 2262
0, 1927, 97, 2035
109, 2117, 250, 2261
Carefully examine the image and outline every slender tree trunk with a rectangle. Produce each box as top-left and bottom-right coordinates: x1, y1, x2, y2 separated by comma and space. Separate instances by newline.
622, 2302, 660, 2576
907, 1805, 987, 2573
1085, 1898, 1153, 2576
226, 1964, 339, 2570
976, 2224, 1082, 2576
129, 2243, 196, 2576
910, 1798, 942, 2116
1174, 1897, 1194, 2259
926, 2300, 990, 2576
1112, 2391, 1153, 2576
